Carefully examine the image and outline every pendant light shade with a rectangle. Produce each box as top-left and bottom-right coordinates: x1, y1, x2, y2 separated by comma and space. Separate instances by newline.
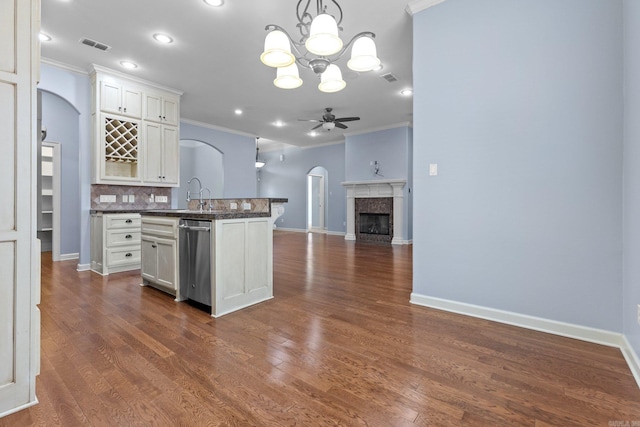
305, 14, 343, 56
347, 36, 380, 72
318, 64, 346, 93
260, 30, 295, 68
274, 63, 303, 89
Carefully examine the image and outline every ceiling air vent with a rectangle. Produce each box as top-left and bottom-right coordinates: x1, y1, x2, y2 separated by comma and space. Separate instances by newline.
380, 73, 398, 83
79, 37, 111, 51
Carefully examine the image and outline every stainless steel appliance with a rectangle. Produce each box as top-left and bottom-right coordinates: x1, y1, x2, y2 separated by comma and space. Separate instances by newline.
179, 219, 212, 308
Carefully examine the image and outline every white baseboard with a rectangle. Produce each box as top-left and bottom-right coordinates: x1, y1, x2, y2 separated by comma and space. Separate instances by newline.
410, 293, 624, 347
410, 293, 640, 389
60, 253, 79, 261
326, 231, 347, 236
621, 335, 640, 388
392, 239, 413, 245
76, 263, 90, 272
274, 227, 307, 233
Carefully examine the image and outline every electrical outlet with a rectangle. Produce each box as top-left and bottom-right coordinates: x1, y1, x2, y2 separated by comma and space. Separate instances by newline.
230, 202, 238, 210
99, 195, 116, 203
243, 203, 252, 210
128, 195, 135, 203
149, 193, 155, 203
156, 195, 168, 203
121, 195, 128, 203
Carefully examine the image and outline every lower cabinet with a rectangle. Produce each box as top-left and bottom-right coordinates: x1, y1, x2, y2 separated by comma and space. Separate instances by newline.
91, 213, 141, 275
140, 216, 179, 295
212, 217, 273, 317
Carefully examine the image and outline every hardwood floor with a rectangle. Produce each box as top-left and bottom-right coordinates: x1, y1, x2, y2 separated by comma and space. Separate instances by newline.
2, 231, 639, 426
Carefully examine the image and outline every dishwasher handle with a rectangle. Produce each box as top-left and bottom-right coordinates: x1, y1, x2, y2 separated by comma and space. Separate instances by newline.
179, 224, 211, 232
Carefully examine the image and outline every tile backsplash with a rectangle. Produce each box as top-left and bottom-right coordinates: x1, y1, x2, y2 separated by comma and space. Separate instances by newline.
91, 184, 172, 210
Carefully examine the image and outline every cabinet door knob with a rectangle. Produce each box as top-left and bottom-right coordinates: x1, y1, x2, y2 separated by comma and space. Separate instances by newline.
118, 106, 122, 111
151, 245, 157, 249
125, 219, 133, 224
159, 115, 162, 120
125, 253, 132, 257
125, 234, 132, 239
162, 116, 166, 120
124, 107, 127, 113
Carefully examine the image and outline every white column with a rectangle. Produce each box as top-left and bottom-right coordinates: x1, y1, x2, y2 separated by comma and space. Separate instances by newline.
345, 185, 356, 240
391, 182, 406, 245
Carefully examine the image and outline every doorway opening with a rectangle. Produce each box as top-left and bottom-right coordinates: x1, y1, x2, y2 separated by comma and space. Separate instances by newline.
307, 166, 328, 233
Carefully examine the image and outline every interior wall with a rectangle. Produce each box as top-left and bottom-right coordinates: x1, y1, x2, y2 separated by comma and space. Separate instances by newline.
259, 142, 346, 233
38, 63, 91, 264
179, 122, 256, 198
623, 0, 640, 357
174, 140, 224, 208
40, 91, 80, 256
345, 126, 413, 240
412, 0, 623, 331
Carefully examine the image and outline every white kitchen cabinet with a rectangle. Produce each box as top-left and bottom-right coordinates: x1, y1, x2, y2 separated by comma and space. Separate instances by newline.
100, 80, 142, 119
143, 122, 179, 185
91, 213, 141, 275
97, 113, 141, 183
143, 93, 179, 126
90, 65, 182, 187
212, 217, 273, 317
141, 217, 179, 295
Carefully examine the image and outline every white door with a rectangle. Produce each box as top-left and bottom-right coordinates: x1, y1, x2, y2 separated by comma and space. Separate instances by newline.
307, 174, 325, 233
0, 0, 39, 416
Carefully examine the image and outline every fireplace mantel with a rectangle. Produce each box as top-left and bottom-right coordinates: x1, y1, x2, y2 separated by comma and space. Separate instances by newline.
341, 180, 408, 244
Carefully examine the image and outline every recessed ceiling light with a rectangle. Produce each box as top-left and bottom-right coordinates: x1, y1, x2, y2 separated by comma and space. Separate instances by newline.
204, 0, 224, 6
120, 61, 138, 70
308, 131, 318, 137
400, 89, 413, 96
153, 33, 173, 44
274, 120, 284, 127
234, 109, 243, 115
39, 32, 52, 42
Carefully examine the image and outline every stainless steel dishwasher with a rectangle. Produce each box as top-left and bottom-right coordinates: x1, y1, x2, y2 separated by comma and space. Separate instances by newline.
178, 219, 212, 308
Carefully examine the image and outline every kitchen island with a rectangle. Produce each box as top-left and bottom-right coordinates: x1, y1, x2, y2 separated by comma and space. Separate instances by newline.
91, 198, 286, 317
139, 198, 286, 317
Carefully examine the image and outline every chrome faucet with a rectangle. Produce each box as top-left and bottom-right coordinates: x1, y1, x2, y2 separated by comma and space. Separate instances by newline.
186, 177, 203, 209
202, 187, 212, 212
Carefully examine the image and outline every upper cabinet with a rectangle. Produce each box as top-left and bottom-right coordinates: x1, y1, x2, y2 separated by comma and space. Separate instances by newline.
101, 80, 142, 118
91, 65, 182, 187
144, 93, 179, 125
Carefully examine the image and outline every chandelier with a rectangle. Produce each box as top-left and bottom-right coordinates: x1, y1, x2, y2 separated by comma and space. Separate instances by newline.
259, 0, 381, 93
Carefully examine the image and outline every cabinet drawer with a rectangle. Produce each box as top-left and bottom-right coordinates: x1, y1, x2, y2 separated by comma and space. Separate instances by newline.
141, 217, 178, 239
106, 247, 141, 267
106, 214, 141, 229
106, 230, 141, 247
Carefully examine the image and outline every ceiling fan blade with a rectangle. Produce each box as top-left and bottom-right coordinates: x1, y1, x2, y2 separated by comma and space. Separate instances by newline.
334, 117, 360, 122
311, 123, 323, 130
298, 119, 321, 122
334, 122, 348, 129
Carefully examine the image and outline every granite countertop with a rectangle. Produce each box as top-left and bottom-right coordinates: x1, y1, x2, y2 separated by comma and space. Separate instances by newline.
142, 209, 270, 220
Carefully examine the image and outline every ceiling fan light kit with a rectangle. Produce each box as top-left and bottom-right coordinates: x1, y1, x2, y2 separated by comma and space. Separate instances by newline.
260, 0, 380, 93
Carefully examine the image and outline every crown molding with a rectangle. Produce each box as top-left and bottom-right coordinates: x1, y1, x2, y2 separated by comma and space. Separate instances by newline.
180, 117, 256, 138
343, 121, 412, 137
41, 57, 89, 75
405, 0, 450, 16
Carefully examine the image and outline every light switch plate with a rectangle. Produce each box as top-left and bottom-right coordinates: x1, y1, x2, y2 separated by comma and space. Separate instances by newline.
243, 203, 251, 210
429, 163, 438, 176
128, 195, 135, 203
156, 195, 168, 203
230, 202, 238, 210
122, 195, 128, 203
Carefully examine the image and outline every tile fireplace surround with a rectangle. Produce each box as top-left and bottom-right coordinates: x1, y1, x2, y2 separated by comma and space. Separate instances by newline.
342, 179, 408, 245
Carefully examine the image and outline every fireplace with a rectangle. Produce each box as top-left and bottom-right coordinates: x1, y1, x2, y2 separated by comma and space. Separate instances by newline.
342, 179, 408, 245
355, 197, 393, 243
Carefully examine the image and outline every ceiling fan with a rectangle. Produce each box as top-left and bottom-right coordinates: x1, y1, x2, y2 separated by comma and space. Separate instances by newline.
299, 107, 360, 131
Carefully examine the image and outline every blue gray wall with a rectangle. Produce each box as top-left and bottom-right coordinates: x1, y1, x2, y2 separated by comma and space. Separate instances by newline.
174, 140, 224, 208
39, 64, 91, 265
623, 0, 640, 359
179, 122, 257, 198
40, 91, 81, 256
412, 0, 623, 331
259, 143, 346, 233
345, 126, 413, 241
